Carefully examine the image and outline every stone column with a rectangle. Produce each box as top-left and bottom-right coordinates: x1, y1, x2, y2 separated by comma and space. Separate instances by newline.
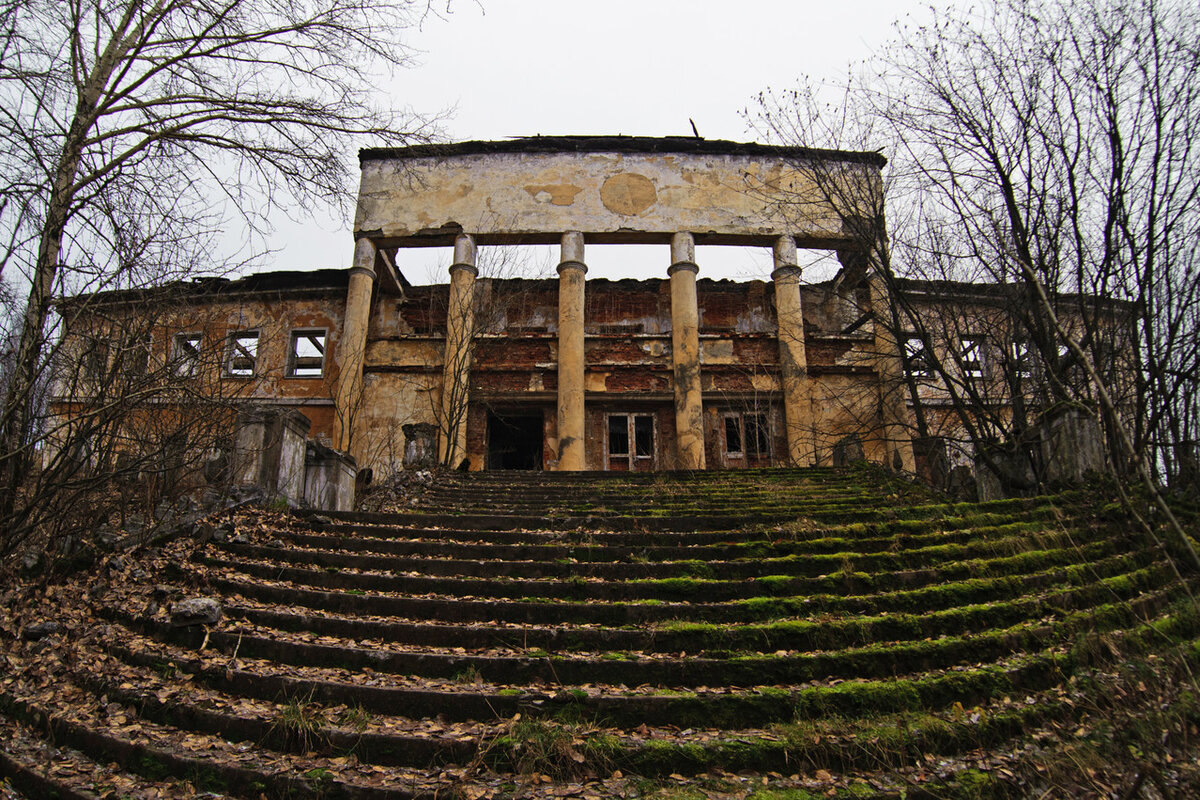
772, 236, 816, 466
333, 237, 377, 452
866, 270, 916, 473
556, 232, 587, 471
669, 232, 705, 470
439, 234, 478, 468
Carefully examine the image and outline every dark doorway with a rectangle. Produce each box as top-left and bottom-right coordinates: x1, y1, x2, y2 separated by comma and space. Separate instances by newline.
486, 412, 544, 470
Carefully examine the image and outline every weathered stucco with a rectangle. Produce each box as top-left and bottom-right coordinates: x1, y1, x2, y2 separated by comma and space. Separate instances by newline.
356, 148, 877, 246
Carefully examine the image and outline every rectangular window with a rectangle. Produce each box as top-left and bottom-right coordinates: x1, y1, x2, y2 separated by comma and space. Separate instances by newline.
959, 335, 985, 379
1011, 339, 1032, 379
723, 415, 743, 455
119, 333, 151, 376
745, 413, 769, 457
607, 413, 655, 470
634, 415, 654, 458
287, 329, 326, 377
904, 336, 932, 378
608, 415, 630, 457
81, 335, 108, 381
723, 412, 771, 459
226, 331, 259, 377
172, 333, 202, 377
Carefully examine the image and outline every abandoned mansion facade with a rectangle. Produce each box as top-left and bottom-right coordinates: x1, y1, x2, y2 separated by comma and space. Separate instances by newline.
56, 136, 1104, 482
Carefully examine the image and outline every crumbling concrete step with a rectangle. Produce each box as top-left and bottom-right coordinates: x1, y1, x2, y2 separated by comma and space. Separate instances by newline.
200, 534, 1125, 588
203, 527, 1111, 588
252, 514, 1100, 565
206, 546, 1157, 608
98, 620, 1080, 728
197, 560, 1173, 640
0, 689, 447, 799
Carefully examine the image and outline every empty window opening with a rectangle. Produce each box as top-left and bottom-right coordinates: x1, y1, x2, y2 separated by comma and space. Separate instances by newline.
120, 334, 151, 376
959, 335, 985, 379
607, 413, 655, 471
1010, 339, 1032, 379
486, 412, 544, 470
288, 330, 327, 377
226, 331, 259, 377
81, 335, 109, 381
172, 333, 202, 377
904, 336, 932, 379
723, 412, 771, 461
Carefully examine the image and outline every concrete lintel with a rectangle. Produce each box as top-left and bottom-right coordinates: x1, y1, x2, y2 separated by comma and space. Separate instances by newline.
362, 230, 863, 251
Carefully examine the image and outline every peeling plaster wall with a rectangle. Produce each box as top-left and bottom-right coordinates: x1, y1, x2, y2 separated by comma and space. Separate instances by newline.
357, 150, 875, 245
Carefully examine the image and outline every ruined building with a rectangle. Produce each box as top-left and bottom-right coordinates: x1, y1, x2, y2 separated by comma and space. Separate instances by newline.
53, 136, 1115, 487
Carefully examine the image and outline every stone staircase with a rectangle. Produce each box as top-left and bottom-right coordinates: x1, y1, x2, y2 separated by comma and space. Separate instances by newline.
2, 466, 1197, 798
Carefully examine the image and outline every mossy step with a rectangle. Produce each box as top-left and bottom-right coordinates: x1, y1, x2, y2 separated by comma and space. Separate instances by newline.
197, 537, 1132, 620
203, 546, 1160, 626
215, 551, 1159, 633
70, 650, 1071, 781
313, 502, 1082, 546
215, 533, 1130, 586
105, 585, 1189, 696
320, 490, 1088, 532
102, 620, 1070, 729
247, 514, 1105, 568
409, 491, 897, 512
202, 527, 1118, 591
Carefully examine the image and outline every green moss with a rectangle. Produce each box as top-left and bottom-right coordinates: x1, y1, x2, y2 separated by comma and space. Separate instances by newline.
675, 559, 716, 579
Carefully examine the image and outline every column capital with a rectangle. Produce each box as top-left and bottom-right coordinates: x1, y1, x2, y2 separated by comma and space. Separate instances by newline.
351, 237, 378, 272
453, 233, 477, 266
560, 231, 586, 263
670, 231, 695, 264
772, 234, 798, 269
771, 265, 802, 282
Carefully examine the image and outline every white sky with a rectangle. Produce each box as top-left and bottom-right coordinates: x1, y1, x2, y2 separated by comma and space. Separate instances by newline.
259, 0, 947, 285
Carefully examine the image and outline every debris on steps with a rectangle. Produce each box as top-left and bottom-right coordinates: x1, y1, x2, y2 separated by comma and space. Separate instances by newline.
1, 465, 1198, 799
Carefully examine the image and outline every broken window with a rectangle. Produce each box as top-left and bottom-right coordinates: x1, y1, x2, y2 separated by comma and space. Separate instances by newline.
723, 412, 770, 459
724, 415, 742, 455
287, 329, 326, 377
745, 413, 769, 457
607, 413, 655, 470
172, 333, 202, 377
80, 335, 109, 382
903, 336, 932, 379
118, 333, 151, 376
1010, 339, 1032, 379
225, 331, 258, 377
959, 335, 985, 379
608, 415, 629, 457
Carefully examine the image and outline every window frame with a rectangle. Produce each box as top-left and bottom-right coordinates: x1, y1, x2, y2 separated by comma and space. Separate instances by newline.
722, 410, 772, 460
172, 332, 203, 377
225, 330, 260, 378
286, 328, 328, 379
1010, 339, 1032, 379
959, 335, 986, 379
903, 335, 932, 379
605, 412, 656, 470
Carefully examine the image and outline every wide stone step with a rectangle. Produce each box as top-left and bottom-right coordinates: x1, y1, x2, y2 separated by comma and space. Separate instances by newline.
205, 548, 1159, 609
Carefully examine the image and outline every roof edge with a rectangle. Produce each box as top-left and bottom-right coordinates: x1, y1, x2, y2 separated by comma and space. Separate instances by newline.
359, 136, 887, 168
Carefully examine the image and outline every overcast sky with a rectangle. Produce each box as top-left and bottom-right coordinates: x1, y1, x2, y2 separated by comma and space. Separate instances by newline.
260, 1, 950, 284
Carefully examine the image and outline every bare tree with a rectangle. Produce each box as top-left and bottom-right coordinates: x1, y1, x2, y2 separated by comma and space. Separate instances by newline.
0, 0, 445, 531
752, 0, 1200, 495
